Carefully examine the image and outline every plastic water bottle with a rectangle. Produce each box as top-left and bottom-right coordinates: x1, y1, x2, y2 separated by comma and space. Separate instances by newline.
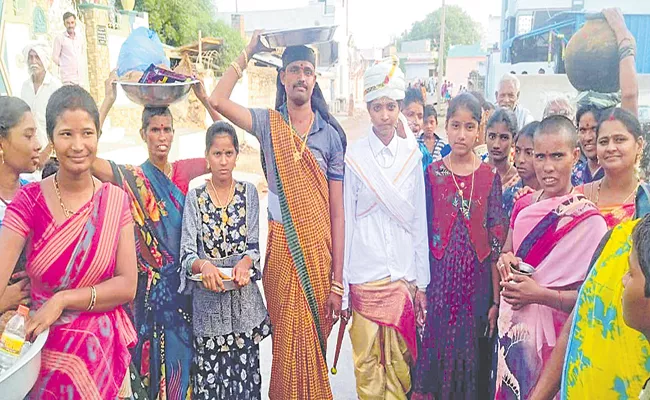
0, 305, 29, 374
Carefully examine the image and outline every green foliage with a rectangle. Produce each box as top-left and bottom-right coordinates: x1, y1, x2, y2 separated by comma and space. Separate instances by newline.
132, 0, 210, 47
205, 20, 246, 73
117, 0, 244, 71
403, 5, 481, 72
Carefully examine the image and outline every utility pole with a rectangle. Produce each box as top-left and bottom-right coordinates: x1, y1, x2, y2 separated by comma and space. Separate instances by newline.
436, 0, 446, 111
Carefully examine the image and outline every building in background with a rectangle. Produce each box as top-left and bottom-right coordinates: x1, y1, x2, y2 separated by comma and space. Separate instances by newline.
445, 44, 486, 93
499, 0, 650, 73
216, 0, 351, 112
484, 0, 650, 117
484, 15, 502, 50
351, 47, 383, 103
398, 39, 437, 83
0, 0, 92, 95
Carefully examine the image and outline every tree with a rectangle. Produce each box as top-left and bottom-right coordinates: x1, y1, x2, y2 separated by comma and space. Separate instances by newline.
403, 5, 481, 72
119, 0, 245, 71
205, 20, 246, 74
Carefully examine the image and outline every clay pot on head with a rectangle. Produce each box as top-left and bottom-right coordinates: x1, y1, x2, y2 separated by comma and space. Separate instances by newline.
565, 14, 620, 93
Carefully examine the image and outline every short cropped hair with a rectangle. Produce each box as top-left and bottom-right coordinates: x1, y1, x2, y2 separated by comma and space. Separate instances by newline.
534, 115, 578, 149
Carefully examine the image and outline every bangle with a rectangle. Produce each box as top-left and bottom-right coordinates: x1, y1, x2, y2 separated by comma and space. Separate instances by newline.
87, 286, 97, 311
242, 49, 249, 66
619, 44, 636, 61
230, 61, 243, 79
199, 260, 210, 274
330, 285, 344, 297
331, 280, 344, 290
618, 36, 634, 47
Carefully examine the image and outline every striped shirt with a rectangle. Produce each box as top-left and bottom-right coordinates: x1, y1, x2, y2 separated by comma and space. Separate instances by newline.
418, 134, 450, 171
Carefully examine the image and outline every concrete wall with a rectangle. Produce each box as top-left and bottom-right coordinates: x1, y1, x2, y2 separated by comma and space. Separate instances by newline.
401, 39, 431, 53
517, 74, 650, 120
405, 63, 432, 83
484, 15, 502, 49
247, 65, 277, 109
0, 0, 91, 96
513, 0, 571, 12
216, 5, 335, 33
446, 57, 485, 91
584, 0, 650, 14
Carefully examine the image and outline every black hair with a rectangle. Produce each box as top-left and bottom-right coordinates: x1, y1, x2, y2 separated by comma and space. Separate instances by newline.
632, 214, 650, 297
535, 115, 578, 148
486, 108, 518, 138
446, 92, 482, 124
424, 105, 438, 123
515, 121, 540, 144
0, 96, 31, 139
205, 121, 239, 153
576, 105, 602, 128
63, 12, 75, 22
141, 107, 174, 132
469, 91, 492, 112
403, 88, 424, 109
42, 158, 60, 179
45, 85, 100, 142
597, 108, 643, 140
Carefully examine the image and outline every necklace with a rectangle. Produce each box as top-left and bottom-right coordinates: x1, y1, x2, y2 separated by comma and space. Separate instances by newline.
164, 162, 173, 179
449, 154, 476, 218
209, 178, 235, 225
370, 133, 399, 169
208, 179, 236, 256
595, 179, 638, 206
54, 173, 96, 219
288, 112, 314, 162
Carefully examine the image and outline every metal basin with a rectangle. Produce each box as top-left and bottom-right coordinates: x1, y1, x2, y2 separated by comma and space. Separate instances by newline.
260, 26, 337, 49
119, 80, 198, 107
0, 328, 49, 400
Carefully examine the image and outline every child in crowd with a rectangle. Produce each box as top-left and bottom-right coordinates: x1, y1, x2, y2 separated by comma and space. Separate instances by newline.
418, 105, 450, 170
402, 88, 425, 136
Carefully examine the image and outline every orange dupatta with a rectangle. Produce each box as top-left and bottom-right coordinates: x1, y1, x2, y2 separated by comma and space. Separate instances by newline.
263, 110, 334, 400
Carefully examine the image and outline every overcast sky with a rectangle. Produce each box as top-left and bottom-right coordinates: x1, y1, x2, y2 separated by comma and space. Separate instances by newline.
215, 0, 503, 48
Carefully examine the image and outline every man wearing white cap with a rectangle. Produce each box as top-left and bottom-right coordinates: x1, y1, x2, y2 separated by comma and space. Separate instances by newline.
20, 42, 61, 161
342, 56, 429, 399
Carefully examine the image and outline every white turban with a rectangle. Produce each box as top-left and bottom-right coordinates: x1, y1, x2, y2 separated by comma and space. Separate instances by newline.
23, 41, 51, 71
363, 56, 405, 103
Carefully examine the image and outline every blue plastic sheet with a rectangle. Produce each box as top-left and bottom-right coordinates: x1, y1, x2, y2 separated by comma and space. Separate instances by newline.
117, 27, 169, 77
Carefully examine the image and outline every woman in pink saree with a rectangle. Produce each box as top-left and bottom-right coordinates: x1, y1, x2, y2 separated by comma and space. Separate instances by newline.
494, 116, 608, 399
0, 86, 137, 399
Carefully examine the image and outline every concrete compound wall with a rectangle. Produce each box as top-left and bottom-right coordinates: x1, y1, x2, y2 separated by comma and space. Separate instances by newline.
247, 65, 277, 109
517, 74, 650, 119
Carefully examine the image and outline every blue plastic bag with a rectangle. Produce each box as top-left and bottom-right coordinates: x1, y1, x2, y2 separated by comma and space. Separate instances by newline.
117, 27, 169, 77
